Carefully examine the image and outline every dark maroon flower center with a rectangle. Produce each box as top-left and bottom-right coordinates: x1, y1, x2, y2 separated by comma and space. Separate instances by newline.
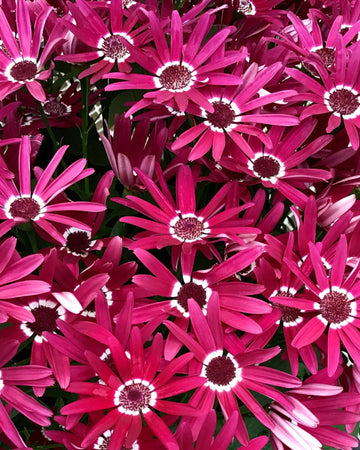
328, 88, 359, 116
320, 291, 351, 324
9, 197, 41, 221
206, 101, 235, 129
98, 437, 110, 450
252, 155, 281, 179
173, 217, 204, 241
10, 60, 37, 82
65, 230, 91, 255
101, 35, 129, 61
117, 383, 152, 412
235, 0, 255, 14
278, 304, 301, 323
205, 355, 236, 386
43, 100, 68, 116
28, 306, 59, 335
159, 64, 192, 91
315, 47, 335, 68
177, 282, 207, 312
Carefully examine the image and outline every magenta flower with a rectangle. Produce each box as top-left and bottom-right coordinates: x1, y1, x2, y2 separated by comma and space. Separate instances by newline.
274, 235, 360, 376
0, 340, 53, 448
104, 10, 247, 115
0, 0, 65, 101
101, 114, 167, 191
61, 328, 204, 450
56, 0, 148, 83
165, 294, 301, 445
286, 40, 360, 149
0, 237, 50, 324
219, 118, 332, 209
114, 165, 261, 260
0, 136, 106, 242
172, 62, 299, 161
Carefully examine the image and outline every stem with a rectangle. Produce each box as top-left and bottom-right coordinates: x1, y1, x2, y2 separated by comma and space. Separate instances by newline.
37, 101, 58, 151
81, 76, 90, 195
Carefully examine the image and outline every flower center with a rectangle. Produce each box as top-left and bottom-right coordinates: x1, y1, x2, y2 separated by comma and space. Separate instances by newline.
205, 101, 236, 130
114, 380, 156, 415
94, 430, 113, 450
250, 154, 284, 182
177, 282, 207, 312
6, 196, 43, 221
171, 216, 204, 242
9, 59, 37, 82
202, 351, 241, 391
43, 100, 68, 116
319, 289, 353, 325
64, 228, 91, 256
158, 63, 194, 92
325, 87, 360, 117
100, 34, 131, 62
27, 305, 59, 335
314, 47, 335, 68
234, 0, 256, 14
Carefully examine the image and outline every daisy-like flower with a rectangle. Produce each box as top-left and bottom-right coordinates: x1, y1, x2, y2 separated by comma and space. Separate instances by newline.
60, 327, 204, 450
0, 0, 65, 101
269, 369, 360, 450
0, 339, 53, 448
286, 39, 360, 149
219, 118, 332, 209
104, 10, 247, 114
132, 247, 268, 359
171, 62, 299, 161
56, 0, 148, 83
274, 235, 360, 376
101, 114, 167, 191
0, 135, 106, 242
165, 294, 301, 445
114, 165, 261, 261
0, 237, 51, 324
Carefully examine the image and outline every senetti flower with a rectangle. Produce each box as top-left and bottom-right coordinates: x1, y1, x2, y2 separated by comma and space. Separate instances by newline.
172, 62, 299, 161
56, 0, 148, 83
104, 10, 247, 114
274, 235, 360, 376
0, 339, 53, 448
114, 165, 261, 260
0, 136, 106, 242
0, 0, 64, 101
165, 295, 301, 446
61, 328, 204, 450
286, 40, 360, 149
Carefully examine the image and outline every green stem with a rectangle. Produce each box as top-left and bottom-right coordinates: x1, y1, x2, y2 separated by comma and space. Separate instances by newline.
81, 76, 90, 195
37, 101, 58, 151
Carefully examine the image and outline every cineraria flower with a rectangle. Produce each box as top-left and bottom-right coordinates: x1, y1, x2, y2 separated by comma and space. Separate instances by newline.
114, 165, 261, 264
286, 40, 360, 149
0, 339, 53, 448
56, 0, 149, 83
104, 10, 247, 114
172, 62, 299, 161
0, 135, 106, 242
274, 235, 360, 376
101, 114, 167, 191
269, 370, 360, 450
165, 295, 301, 445
219, 118, 332, 209
61, 328, 204, 450
0, 0, 65, 101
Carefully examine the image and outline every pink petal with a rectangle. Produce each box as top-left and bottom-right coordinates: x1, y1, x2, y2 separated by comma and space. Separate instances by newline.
292, 316, 326, 348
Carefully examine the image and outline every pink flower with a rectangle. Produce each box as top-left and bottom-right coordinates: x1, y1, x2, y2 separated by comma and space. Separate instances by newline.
165, 293, 301, 445
104, 10, 247, 115
0, 339, 53, 448
61, 327, 204, 450
0, 136, 106, 242
0, 0, 65, 101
